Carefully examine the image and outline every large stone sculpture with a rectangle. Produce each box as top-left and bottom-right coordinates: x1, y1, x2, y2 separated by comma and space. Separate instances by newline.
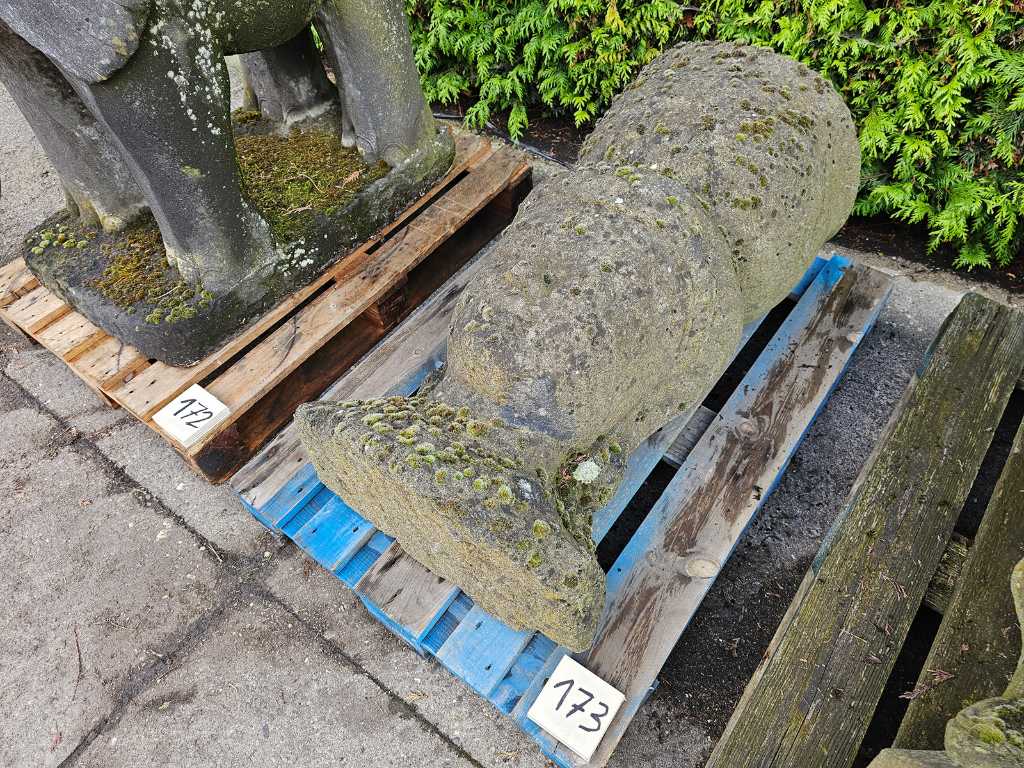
297, 42, 861, 650
0, 0, 453, 364
868, 559, 1024, 768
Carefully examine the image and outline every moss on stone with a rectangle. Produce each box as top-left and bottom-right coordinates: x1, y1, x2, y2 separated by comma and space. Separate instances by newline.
90, 216, 210, 325
235, 130, 389, 243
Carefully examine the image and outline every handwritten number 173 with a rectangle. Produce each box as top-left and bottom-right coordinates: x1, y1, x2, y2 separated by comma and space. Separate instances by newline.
550, 679, 610, 733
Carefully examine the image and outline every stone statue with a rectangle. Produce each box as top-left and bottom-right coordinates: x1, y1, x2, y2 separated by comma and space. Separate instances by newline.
296, 42, 861, 650
0, 0, 453, 364
868, 559, 1024, 768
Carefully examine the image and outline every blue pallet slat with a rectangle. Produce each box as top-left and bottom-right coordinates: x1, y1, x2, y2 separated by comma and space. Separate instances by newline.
241, 252, 885, 768
422, 591, 474, 655
292, 496, 377, 572
434, 605, 535, 697
336, 531, 393, 587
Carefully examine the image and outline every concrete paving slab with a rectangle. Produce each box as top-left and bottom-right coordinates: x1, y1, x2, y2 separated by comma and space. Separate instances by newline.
265, 549, 549, 768
0, 445, 219, 767
95, 421, 277, 558
73, 595, 478, 768
5, 347, 110, 420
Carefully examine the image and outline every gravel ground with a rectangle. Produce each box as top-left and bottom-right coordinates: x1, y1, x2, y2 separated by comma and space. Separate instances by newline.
0, 78, 1013, 768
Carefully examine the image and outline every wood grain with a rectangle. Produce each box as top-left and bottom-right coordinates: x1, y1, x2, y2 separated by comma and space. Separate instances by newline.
894, 420, 1024, 749
707, 292, 1024, 768
355, 542, 460, 640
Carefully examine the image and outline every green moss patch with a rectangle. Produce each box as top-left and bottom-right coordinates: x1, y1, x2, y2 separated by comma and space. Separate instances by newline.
91, 217, 210, 325
235, 130, 389, 243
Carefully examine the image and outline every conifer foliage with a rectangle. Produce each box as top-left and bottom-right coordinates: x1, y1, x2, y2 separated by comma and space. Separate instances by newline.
406, 0, 1024, 268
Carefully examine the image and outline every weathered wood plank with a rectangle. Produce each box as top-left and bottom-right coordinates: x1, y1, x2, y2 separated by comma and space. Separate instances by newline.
707, 292, 1024, 768
6, 285, 70, 334
355, 542, 460, 643
0, 258, 38, 308
73, 335, 148, 390
922, 533, 969, 616
34, 310, 106, 361
104, 132, 490, 419
662, 406, 716, 468
894, 420, 1024, 749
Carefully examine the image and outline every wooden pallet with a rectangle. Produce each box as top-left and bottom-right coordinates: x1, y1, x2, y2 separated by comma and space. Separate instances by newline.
232, 252, 894, 767
0, 133, 531, 483
708, 291, 1024, 768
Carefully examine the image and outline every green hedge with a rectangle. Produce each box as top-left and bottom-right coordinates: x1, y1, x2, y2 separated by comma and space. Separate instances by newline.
405, 0, 1024, 268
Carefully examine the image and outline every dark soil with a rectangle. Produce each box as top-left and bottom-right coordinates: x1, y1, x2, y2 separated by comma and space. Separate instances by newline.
446, 103, 1024, 295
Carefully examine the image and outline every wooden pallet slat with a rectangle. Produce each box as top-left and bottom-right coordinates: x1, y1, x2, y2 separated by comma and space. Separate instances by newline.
355, 542, 461, 647
6, 285, 70, 333
706, 292, 1024, 768
34, 311, 106, 361
0, 258, 38, 308
894, 414, 1024, 749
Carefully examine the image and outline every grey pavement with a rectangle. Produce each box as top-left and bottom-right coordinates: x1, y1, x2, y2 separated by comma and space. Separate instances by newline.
0, 79, 1015, 768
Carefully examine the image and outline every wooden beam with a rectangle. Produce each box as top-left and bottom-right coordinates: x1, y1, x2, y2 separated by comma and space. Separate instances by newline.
707, 293, 1024, 768
894, 420, 1024, 749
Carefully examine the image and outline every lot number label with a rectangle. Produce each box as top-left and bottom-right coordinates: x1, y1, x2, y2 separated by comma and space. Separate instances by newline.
527, 655, 625, 760
152, 384, 230, 448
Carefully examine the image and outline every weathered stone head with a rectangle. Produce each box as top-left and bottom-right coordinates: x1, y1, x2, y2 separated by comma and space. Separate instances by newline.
0, 0, 453, 364
869, 559, 1024, 768
297, 41, 861, 650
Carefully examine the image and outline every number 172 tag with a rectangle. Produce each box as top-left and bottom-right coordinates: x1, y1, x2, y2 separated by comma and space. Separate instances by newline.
527, 655, 626, 761
152, 384, 231, 449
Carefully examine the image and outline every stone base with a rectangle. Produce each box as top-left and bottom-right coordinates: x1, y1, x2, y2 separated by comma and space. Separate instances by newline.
296, 396, 606, 651
22, 128, 455, 367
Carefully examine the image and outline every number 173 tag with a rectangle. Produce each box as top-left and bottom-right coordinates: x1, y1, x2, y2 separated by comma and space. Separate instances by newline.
527, 655, 626, 761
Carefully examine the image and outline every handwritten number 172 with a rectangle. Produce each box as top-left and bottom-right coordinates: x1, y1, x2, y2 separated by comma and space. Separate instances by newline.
173, 397, 214, 428
550, 679, 610, 733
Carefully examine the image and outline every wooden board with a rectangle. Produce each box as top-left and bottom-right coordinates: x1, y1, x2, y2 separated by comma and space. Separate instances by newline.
355, 542, 461, 645
894, 417, 1024, 749
706, 292, 1024, 768
0, 134, 532, 483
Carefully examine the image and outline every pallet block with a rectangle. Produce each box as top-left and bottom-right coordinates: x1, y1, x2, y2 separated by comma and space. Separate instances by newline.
233, 252, 894, 766
0, 133, 531, 482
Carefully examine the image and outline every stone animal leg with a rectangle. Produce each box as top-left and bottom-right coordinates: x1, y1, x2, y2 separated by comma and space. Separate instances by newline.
225, 55, 258, 112
238, 27, 336, 128
73, 19, 276, 295
315, 0, 436, 165
312, 19, 357, 148
0, 20, 145, 232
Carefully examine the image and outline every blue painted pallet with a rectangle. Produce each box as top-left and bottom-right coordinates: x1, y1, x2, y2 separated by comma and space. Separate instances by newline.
237, 253, 892, 767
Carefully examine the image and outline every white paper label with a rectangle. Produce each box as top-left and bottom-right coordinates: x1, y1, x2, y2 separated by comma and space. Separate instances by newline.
526, 655, 625, 761
152, 384, 230, 449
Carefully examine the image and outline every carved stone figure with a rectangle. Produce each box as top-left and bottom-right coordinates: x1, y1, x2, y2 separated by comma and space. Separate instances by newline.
0, 0, 453, 364
868, 559, 1024, 768
297, 42, 861, 650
